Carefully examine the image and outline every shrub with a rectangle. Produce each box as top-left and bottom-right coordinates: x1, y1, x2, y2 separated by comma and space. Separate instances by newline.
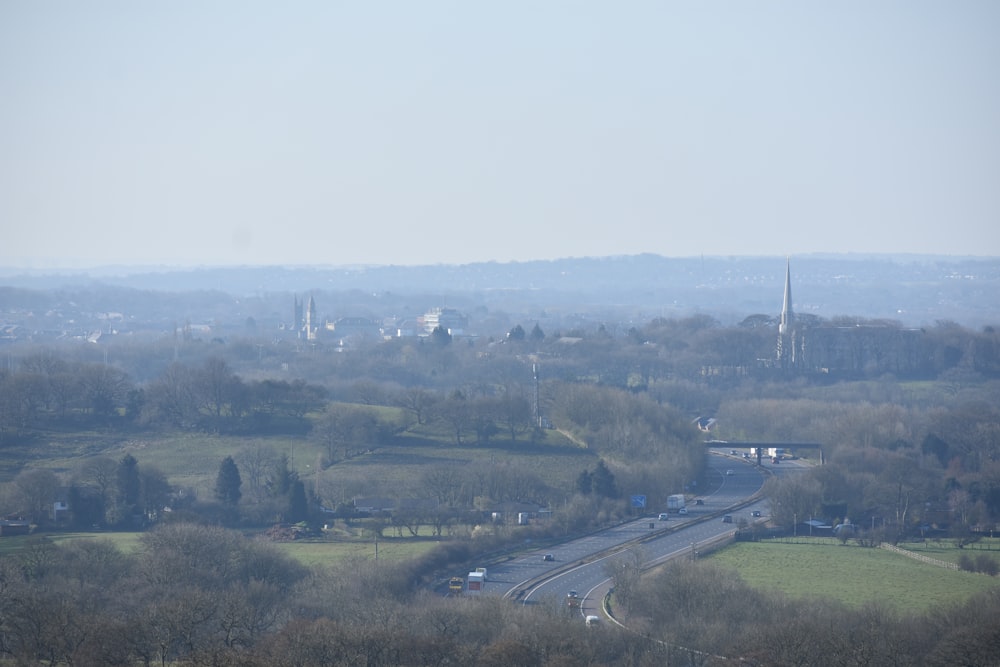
958, 554, 975, 572
975, 554, 999, 576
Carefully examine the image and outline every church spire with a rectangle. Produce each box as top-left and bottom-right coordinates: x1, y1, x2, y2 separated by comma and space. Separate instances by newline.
779, 258, 793, 335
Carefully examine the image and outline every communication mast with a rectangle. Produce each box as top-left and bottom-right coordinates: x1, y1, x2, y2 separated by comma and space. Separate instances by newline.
533, 361, 540, 427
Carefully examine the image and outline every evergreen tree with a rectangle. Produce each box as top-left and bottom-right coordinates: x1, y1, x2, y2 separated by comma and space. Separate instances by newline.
592, 460, 618, 499
288, 480, 309, 523
529, 323, 545, 341
215, 455, 242, 505
117, 454, 141, 507
431, 325, 452, 346
576, 469, 593, 495
109, 454, 141, 526
271, 454, 298, 498
507, 324, 526, 341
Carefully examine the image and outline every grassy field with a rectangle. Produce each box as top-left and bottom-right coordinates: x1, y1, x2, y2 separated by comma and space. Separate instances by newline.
0, 531, 145, 556
708, 538, 1000, 613
0, 529, 442, 568
0, 419, 591, 571
5, 420, 590, 502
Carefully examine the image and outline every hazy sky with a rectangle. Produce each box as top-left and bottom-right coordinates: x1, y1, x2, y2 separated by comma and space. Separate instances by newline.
2, 2, 998, 268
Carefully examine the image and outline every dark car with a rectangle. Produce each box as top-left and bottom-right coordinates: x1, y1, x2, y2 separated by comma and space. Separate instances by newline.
694, 499, 704, 505
543, 553, 555, 561
751, 510, 762, 517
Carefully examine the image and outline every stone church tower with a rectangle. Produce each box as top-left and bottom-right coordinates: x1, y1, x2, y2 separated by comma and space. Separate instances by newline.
304, 295, 317, 340
293, 295, 318, 340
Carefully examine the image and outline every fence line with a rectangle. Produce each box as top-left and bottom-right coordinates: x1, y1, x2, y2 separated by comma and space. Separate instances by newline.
880, 543, 959, 570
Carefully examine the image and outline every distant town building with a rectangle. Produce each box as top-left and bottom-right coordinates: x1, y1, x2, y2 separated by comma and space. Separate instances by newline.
420, 307, 469, 336
324, 317, 383, 345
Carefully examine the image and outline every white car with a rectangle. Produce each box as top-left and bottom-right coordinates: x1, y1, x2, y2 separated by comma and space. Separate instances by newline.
726, 469, 734, 476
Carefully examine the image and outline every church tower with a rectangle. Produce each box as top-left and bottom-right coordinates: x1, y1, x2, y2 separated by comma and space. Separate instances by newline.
305, 295, 317, 340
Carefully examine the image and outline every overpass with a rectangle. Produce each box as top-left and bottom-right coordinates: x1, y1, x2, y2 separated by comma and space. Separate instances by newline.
705, 440, 825, 465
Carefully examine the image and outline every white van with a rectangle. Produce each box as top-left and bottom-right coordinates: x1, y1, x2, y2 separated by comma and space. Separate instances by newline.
585, 615, 601, 626
657, 513, 669, 521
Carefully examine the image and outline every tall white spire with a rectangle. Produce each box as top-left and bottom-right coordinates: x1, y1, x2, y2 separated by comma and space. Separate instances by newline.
779, 258, 794, 335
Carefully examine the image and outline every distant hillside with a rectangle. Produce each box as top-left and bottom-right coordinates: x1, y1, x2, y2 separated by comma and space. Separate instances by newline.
1, 254, 998, 327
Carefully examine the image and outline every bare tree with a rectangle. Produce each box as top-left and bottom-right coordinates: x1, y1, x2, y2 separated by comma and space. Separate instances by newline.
603, 547, 645, 615
78, 363, 131, 421
312, 404, 382, 464
398, 387, 437, 425
10, 468, 61, 524
238, 443, 278, 504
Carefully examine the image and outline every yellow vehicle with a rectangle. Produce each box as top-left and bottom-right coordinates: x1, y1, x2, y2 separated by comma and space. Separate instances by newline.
449, 577, 464, 594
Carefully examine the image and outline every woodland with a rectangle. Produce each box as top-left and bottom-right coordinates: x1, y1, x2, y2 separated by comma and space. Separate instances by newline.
0, 313, 998, 665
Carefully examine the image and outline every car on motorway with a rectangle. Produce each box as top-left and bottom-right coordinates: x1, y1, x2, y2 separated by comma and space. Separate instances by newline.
694, 499, 704, 505
722, 515, 733, 523
726, 469, 734, 476
658, 513, 669, 520
678, 507, 688, 514
751, 510, 762, 517
543, 553, 555, 561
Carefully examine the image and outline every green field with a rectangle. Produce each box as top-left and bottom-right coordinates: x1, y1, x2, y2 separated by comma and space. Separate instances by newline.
0, 530, 442, 569
708, 539, 1000, 612
6, 421, 589, 502
0, 531, 144, 556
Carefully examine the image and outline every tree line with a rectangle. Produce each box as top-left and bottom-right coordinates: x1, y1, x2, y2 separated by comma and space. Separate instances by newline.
3, 316, 998, 439
2, 523, 997, 666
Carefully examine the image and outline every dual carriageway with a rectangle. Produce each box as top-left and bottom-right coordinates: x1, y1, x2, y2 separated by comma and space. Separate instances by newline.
460, 448, 805, 621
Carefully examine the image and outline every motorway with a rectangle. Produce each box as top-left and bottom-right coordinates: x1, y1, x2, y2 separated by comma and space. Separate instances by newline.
475, 450, 799, 620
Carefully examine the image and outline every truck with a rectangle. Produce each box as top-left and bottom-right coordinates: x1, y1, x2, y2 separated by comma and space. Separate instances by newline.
466, 571, 486, 595
666, 494, 686, 513
474, 567, 488, 581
